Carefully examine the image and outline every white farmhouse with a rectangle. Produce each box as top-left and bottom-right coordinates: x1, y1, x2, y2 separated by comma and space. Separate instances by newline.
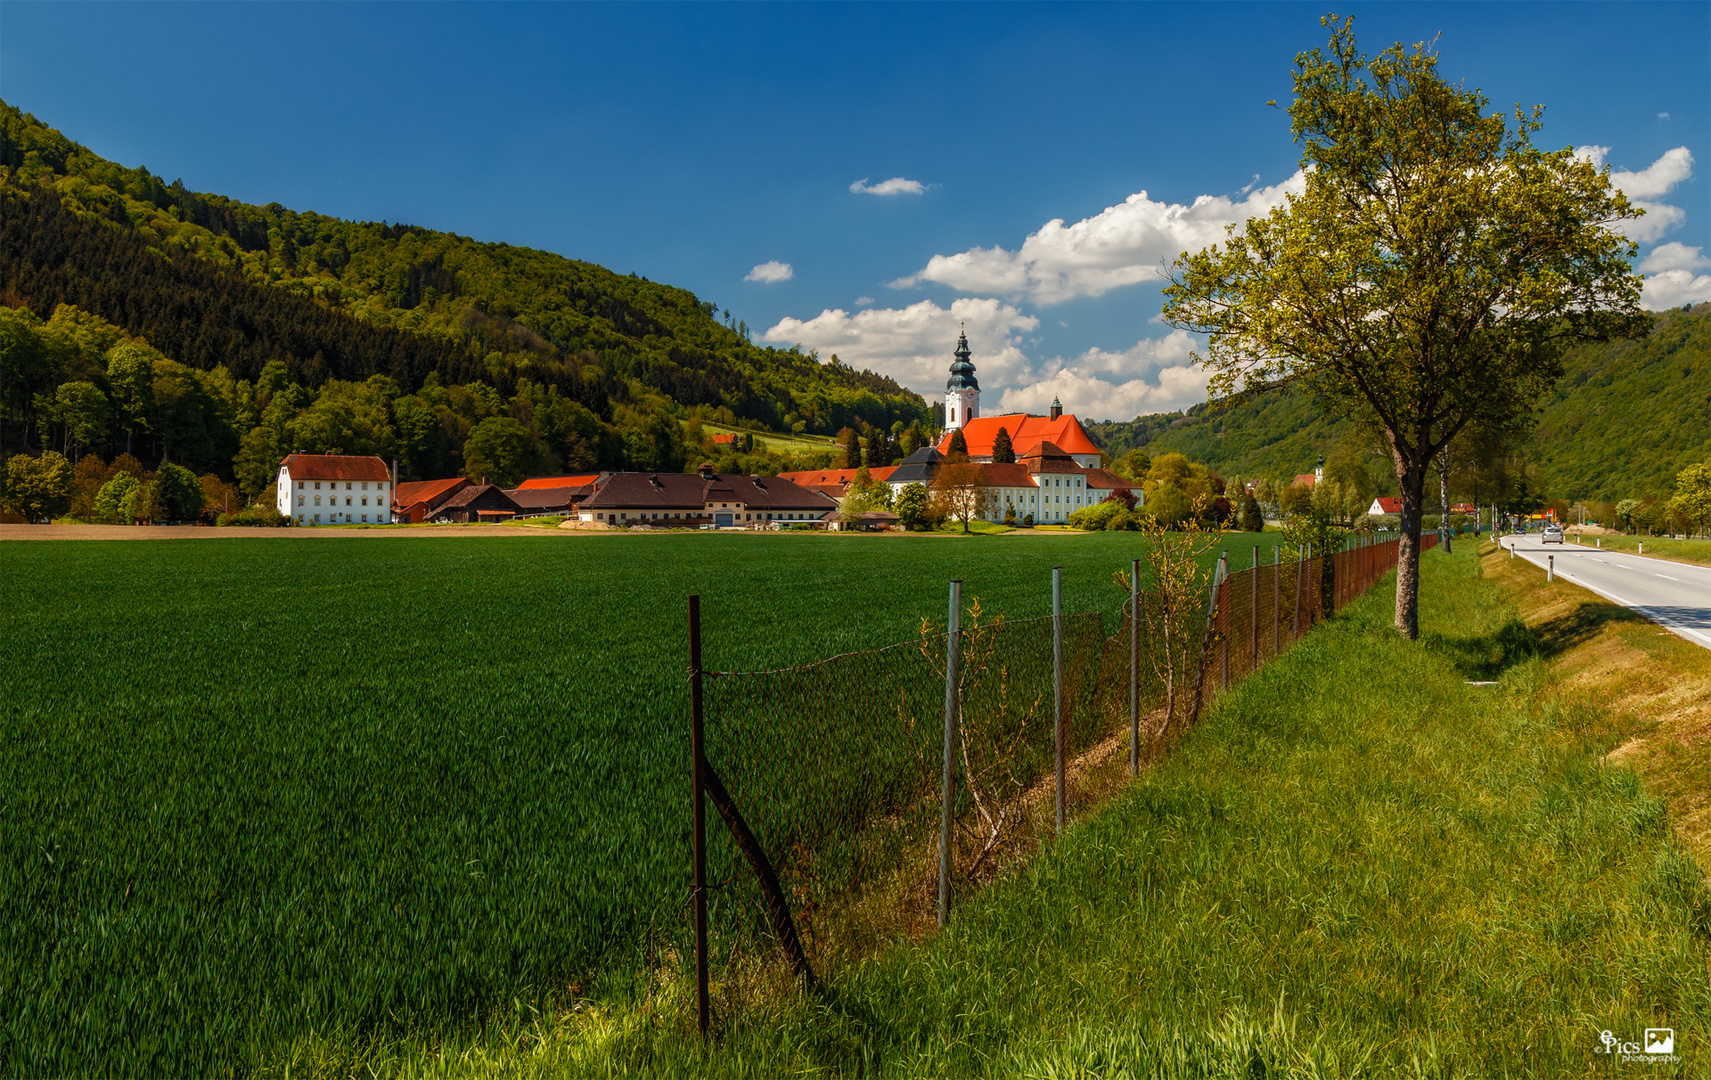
277, 453, 394, 526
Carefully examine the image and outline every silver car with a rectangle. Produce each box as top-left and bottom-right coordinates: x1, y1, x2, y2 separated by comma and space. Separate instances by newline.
1542, 525, 1564, 544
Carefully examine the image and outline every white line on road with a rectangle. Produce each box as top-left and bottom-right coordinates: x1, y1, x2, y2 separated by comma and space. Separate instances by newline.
1655, 574, 1680, 581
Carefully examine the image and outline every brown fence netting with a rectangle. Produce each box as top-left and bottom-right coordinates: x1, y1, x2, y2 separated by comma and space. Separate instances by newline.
685, 533, 1435, 1015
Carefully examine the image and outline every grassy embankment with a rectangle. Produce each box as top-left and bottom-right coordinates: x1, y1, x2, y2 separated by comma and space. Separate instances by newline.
357, 542, 1711, 1077
1565, 531, 1711, 568
1482, 538, 1711, 871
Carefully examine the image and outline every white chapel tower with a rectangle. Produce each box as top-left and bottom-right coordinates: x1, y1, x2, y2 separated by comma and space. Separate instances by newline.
944, 327, 980, 431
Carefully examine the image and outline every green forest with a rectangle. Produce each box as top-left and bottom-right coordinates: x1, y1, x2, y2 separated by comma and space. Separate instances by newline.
1088, 304, 1711, 508
0, 101, 929, 496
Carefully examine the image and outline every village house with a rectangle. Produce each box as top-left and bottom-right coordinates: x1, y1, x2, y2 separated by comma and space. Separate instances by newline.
392, 477, 471, 522
505, 474, 604, 518
577, 464, 835, 527
277, 453, 393, 526
426, 484, 522, 524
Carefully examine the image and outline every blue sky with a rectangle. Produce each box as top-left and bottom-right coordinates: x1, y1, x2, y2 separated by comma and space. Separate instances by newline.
3, 1, 1706, 420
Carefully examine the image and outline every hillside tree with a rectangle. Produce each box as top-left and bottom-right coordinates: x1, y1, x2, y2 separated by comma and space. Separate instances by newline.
1164, 16, 1646, 638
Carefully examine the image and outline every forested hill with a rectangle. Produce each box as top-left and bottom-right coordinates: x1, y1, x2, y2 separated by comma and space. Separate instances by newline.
0, 101, 927, 485
1087, 304, 1711, 503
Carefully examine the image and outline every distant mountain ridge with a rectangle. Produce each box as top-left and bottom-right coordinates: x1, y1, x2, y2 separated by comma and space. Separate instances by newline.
0, 101, 926, 438
1086, 305, 1711, 501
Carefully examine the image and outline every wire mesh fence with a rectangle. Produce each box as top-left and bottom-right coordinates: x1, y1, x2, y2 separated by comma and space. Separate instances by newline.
683, 532, 1434, 1022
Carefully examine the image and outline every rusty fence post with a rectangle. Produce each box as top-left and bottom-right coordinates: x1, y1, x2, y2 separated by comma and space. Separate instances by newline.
1053, 566, 1064, 835
1250, 546, 1259, 675
1293, 546, 1306, 642
688, 595, 709, 1040
938, 579, 961, 930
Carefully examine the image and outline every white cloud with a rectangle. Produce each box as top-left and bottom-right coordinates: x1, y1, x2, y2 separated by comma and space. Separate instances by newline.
762, 298, 1038, 396
745, 260, 794, 283
855, 295, 875, 306
1659, 112, 1670, 121
997, 331, 1208, 421
1641, 269, 1711, 309
890, 172, 1306, 304
1639, 241, 1711, 274
850, 177, 927, 196
1578, 145, 1694, 243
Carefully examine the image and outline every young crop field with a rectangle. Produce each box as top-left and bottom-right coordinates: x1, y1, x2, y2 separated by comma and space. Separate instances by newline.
0, 530, 1263, 1075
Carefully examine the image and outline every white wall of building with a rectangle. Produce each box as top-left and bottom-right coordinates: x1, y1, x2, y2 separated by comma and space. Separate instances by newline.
280, 466, 391, 526
945, 387, 979, 431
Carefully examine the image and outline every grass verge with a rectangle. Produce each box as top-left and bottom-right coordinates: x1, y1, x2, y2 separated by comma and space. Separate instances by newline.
317, 543, 1711, 1077
1478, 538, 1711, 874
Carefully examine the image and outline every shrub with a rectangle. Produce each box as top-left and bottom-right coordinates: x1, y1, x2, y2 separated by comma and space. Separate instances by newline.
1022, 513, 1034, 527
217, 505, 290, 527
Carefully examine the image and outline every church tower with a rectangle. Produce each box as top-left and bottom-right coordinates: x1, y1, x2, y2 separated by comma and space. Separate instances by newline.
945, 327, 980, 431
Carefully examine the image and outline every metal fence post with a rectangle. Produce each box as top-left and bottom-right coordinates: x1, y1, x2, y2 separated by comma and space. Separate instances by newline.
1272, 545, 1280, 661
1053, 566, 1064, 835
1129, 557, 1139, 779
688, 595, 709, 1039
1547, 555, 1554, 583
938, 579, 961, 929
1250, 546, 1259, 675
1216, 552, 1230, 692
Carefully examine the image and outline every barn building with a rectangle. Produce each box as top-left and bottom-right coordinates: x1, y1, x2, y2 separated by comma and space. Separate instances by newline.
577, 464, 835, 526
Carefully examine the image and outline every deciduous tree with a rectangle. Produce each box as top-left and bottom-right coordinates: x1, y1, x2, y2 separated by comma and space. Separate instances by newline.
3, 450, 72, 522
1164, 17, 1646, 638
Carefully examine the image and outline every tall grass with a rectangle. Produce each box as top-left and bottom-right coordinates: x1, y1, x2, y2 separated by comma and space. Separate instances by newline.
424, 543, 1710, 1078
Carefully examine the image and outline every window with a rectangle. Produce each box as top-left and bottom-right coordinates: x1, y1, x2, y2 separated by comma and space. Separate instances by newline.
297, 496, 304, 507
314, 513, 321, 522
362, 482, 369, 491
315, 482, 321, 490
297, 481, 303, 490
346, 482, 352, 490
345, 497, 352, 506
296, 514, 303, 523
361, 497, 368, 507
362, 514, 369, 523
314, 496, 321, 506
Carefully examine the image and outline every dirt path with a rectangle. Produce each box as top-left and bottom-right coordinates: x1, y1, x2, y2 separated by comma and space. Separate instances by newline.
0, 523, 579, 541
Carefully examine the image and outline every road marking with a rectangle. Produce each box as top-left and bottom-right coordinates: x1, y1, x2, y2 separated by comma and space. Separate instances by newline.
1655, 573, 1680, 581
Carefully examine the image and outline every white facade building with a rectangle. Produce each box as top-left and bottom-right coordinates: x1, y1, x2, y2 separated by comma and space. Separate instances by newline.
277, 453, 394, 526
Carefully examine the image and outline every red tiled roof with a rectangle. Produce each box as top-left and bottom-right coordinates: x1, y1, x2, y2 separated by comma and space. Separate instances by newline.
393, 477, 470, 509
280, 453, 391, 482
1293, 474, 1318, 488
516, 474, 600, 491
581, 472, 836, 512
1370, 496, 1403, 514
775, 467, 897, 494
1019, 440, 1083, 474
711, 433, 740, 445
1082, 468, 1131, 490
936, 413, 1102, 459
980, 463, 1037, 487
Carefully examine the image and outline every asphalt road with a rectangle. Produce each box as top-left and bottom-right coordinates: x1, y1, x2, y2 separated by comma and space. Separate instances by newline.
1500, 534, 1711, 651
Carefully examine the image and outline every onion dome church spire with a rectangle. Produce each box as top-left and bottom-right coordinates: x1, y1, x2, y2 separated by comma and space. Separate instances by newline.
944, 324, 980, 431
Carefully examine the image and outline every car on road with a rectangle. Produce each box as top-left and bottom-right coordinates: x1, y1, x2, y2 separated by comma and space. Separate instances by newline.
1542, 525, 1564, 544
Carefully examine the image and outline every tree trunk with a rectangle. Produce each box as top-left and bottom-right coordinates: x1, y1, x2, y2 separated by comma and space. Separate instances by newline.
1438, 460, 1452, 555
1393, 459, 1427, 640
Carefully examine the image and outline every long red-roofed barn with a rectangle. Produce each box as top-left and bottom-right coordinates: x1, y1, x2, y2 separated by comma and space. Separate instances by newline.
276, 453, 393, 526
577, 464, 835, 527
